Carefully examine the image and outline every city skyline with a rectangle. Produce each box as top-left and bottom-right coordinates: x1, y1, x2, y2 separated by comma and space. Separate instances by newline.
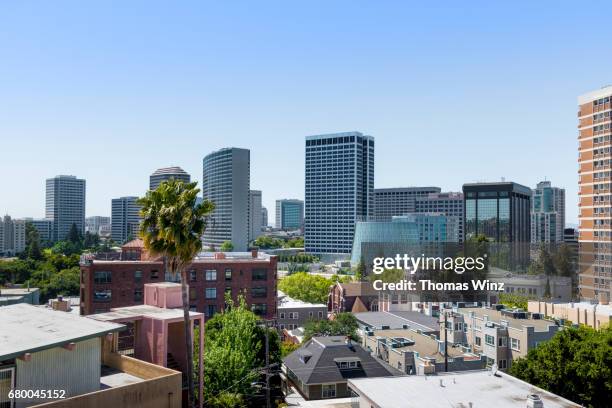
3, 2, 612, 224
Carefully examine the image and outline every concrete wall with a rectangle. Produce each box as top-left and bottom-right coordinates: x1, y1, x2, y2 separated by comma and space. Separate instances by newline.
34, 354, 181, 408
16, 337, 100, 408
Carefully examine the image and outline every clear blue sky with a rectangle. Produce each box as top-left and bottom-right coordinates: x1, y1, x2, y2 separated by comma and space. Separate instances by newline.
2, 1, 611, 225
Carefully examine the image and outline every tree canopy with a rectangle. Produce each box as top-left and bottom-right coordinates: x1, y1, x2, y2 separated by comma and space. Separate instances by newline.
202, 296, 280, 407
509, 325, 612, 408
303, 313, 359, 342
278, 272, 333, 304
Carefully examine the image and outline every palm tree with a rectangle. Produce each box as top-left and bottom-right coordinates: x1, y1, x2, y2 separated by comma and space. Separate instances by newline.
138, 179, 214, 408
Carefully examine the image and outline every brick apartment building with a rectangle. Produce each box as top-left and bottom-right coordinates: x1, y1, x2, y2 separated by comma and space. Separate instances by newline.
80, 239, 277, 319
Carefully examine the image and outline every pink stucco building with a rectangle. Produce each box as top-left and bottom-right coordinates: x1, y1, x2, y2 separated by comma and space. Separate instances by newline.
89, 282, 205, 405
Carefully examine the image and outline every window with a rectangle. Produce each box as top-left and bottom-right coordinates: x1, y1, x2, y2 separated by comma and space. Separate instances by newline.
207, 304, 216, 317
205, 288, 217, 299
151, 269, 160, 279
134, 289, 143, 302
252, 268, 268, 281
318, 311, 324, 318
322, 384, 336, 399
225, 286, 232, 296
498, 337, 507, 347
94, 289, 111, 301
498, 359, 507, 369
190, 287, 197, 301
224, 268, 232, 281
94, 271, 111, 284
309, 311, 314, 318
205, 270, 217, 281
252, 304, 267, 316
252, 287, 267, 298
190, 270, 197, 282
280, 312, 285, 319
510, 338, 520, 351
485, 334, 495, 346
475, 336, 481, 346
134, 270, 143, 283
288, 312, 299, 320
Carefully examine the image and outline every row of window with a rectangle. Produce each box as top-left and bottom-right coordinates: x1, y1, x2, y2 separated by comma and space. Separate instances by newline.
94, 268, 269, 284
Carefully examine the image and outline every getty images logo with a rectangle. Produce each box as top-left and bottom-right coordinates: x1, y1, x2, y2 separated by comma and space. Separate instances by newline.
372, 254, 488, 275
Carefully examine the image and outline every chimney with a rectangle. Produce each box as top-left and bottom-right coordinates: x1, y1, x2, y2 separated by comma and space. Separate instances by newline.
251, 249, 258, 258
526, 394, 544, 408
51, 297, 70, 312
214, 252, 226, 260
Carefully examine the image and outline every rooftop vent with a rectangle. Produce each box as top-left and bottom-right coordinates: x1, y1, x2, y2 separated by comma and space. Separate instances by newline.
526, 394, 544, 408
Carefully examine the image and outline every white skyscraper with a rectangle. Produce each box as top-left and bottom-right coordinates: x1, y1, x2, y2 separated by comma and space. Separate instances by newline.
111, 197, 142, 244
45, 175, 86, 242
202, 148, 250, 251
249, 190, 263, 241
305, 132, 374, 254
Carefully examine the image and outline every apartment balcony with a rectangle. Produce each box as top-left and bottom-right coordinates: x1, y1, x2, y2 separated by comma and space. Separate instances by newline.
32, 351, 182, 408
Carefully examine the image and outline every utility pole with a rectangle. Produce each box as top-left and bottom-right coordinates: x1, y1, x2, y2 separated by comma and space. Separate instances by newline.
444, 311, 448, 372
265, 320, 270, 408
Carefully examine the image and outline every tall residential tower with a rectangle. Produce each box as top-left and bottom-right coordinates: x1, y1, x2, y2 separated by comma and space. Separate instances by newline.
531, 181, 565, 243
111, 197, 142, 244
149, 166, 191, 190
578, 86, 612, 302
304, 132, 374, 255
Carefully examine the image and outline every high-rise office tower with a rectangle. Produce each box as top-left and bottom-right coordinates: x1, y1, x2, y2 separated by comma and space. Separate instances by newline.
85, 216, 111, 235
578, 86, 612, 302
27, 218, 53, 244
46, 175, 86, 242
305, 132, 374, 255
149, 166, 191, 190
249, 190, 263, 241
530, 181, 565, 244
463, 182, 531, 242
415, 192, 464, 242
261, 207, 268, 228
202, 148, 250, 251
0, 215, 26, 256
275, 199, 304, 230
111, 197, 142, 244
374, 187, 441, 220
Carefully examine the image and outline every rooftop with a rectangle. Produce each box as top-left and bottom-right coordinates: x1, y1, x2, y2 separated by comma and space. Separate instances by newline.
283, 336, 396, 385
453, 306, 558, 332
354, 311, 439, 333
367, 329, 472, 363
0, 304, 124, 360
578, 85, 612, 104
150, 166, 189, 176
88, 304, 202, 323
348, 371, 581, 408
0, 287, 39, 296
278, 290, 327, 309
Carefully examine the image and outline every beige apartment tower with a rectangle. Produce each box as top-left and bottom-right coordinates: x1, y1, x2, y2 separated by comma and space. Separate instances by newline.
578, 86, 612, 302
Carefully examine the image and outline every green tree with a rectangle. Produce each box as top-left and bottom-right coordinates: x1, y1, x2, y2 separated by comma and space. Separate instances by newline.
252, 236, 284, 249
280, 340, 300, 358
354, 257, 366, 281
203, 296, 280, 405
278, 272, 332, 304
138, 179, 214, 408
368, 268, 404, 283
283, 237, 304, 248
498, 293, 529, 310
509, 326, 612, 407
303, 312, 358, 342
43, 266, 80, 300
553, 243, 574, 277
24, 222, 43, 260
220, 241, 234, 252
67, 223, 82, 245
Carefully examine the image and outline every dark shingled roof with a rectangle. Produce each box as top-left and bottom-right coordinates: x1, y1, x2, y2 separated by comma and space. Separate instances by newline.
283, 336, 396, 385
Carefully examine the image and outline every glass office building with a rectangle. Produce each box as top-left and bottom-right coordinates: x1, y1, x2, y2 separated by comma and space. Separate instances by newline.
45, 175, 86, 242
111, 196, 141, 244
275, 199, 304, 230
463, 182, 532, 243
531, 181, 565, 243
305, 132, 374, 255
374, 187, 441, 221
149, 166, 191, 190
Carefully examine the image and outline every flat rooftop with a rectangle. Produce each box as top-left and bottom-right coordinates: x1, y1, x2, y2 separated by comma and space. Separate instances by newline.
455, 307, 558, 332
348, 371, 580, 408
88, 305, 203, 322
354, 311, 439, 333
369, 329, 470, 362
100, 365, 145, 389
0, 304, 124, 360
278, 290, 327, 309
0, 287, 39, 295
